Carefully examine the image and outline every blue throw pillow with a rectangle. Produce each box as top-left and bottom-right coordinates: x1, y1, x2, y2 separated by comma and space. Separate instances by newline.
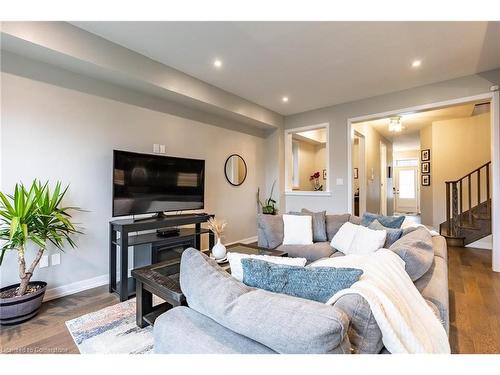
361, 212, 405, 229
241, 258, 363, 303
368, 219, 403, 247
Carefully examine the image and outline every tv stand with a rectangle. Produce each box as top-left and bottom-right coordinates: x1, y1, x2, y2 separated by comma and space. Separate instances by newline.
109, 213, 214, 301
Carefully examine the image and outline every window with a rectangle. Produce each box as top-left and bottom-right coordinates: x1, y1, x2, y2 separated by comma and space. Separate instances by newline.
399, 169, 416, 199
395, 158, 418, 167
285, 124, 329, 193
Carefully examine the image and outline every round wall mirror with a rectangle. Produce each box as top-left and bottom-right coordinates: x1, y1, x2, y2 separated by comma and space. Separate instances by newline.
224, 154, 247, 186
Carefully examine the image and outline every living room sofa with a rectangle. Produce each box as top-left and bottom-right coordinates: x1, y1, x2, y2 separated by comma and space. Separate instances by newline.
154, 213, 449, 354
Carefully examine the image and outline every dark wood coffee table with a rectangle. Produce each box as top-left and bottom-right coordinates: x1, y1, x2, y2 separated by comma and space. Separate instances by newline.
131, 243, 287, 328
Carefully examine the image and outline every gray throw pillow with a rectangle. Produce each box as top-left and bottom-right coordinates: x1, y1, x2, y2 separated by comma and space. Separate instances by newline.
368, 219, 403, 247
326, 214, 352, 241
301, 209, 327, 242
257, 214, 284, 249
389, 227, 434, 281
361, 212, 405, 229
241, 258, 363, 303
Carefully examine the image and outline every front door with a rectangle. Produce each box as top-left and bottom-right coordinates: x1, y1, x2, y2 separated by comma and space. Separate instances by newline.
395, 166, 418, 213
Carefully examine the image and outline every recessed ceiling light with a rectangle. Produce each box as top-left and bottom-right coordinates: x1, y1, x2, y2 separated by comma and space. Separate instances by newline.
282, 96, 289, 103
213, 59, 222, 68
411, 60, 422, 68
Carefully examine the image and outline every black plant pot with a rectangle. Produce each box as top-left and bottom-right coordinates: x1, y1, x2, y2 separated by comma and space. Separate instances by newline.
0, 281, 47, 325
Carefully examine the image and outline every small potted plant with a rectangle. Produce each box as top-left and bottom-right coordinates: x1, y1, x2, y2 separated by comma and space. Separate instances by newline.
0, 180, 81, 325
207, 217, 227, 261
257, 180, 278, 215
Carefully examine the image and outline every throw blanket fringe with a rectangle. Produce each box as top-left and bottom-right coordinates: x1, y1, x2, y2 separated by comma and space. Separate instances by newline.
310, 249, 450, 354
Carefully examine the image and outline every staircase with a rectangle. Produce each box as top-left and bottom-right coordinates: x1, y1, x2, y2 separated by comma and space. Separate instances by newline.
440, 161, 492, 247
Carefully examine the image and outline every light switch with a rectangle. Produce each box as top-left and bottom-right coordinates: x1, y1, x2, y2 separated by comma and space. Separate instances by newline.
153, 144, 160, 153
51, 253, 61, 266
39, 255, 49, 268
159, 145, 166, 154
336, 178, 344, 186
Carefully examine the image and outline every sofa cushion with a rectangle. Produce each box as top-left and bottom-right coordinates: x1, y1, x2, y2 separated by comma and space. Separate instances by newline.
241, 258, 363, 303
368, 220, 403, 247
389, 227, 434, 281
326, 214, 351, 241
154, 306, 276, 354
276, 242, 334, 262
179, 248, 351, 354
361, 212, 405, 229
349, 215, 362, 225
301, 209, 328, 242
257, 214, 283, 249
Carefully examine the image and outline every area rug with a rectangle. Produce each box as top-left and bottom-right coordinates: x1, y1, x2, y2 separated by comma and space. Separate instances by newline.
65, 298, 159, 354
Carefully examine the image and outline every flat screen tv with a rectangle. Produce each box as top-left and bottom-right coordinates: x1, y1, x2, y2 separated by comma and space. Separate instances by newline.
112, 150, 205, 217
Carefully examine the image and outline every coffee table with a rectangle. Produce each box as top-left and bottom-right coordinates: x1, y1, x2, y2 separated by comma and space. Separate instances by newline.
131, 243, 287, 328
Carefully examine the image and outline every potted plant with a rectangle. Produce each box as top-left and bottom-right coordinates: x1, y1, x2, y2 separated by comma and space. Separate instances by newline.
257, 180, 278, 215
207, 217, 227, 261
310, 171, 323, 191
0, 180, 81, 325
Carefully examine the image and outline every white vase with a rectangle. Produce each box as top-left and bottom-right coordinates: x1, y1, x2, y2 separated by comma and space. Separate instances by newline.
212, 238, 227, 260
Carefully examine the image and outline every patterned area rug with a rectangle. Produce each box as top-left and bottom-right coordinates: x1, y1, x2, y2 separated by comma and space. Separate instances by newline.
66, 298, 158, 354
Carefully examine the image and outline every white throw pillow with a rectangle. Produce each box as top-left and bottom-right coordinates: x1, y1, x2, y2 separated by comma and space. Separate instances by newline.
348, 225, 387, 255
282, 214, 313, 245
330, 221, 358, 253
331, 222, 387, 255
227, 252, 307, 281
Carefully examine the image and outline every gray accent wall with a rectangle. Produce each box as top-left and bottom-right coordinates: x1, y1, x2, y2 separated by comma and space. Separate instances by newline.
283, 69, 500, 215
0, 61, 273, 293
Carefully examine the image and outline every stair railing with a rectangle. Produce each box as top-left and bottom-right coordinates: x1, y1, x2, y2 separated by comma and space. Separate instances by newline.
445, 161, 491, 237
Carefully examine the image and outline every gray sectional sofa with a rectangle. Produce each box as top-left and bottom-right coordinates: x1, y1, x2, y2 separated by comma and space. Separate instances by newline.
154, 213, 449, 354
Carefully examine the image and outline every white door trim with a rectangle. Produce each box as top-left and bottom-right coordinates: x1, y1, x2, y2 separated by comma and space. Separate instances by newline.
346, 91, 499, 272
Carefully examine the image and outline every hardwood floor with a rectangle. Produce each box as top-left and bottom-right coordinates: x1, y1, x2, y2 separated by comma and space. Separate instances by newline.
448, 246, 500, 353
0, 285, 118, 354
1, 246, 499, 354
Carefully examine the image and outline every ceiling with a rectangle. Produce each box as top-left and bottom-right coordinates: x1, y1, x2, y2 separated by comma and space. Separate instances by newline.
71, 22, 500, 116
358, 102, 490, 151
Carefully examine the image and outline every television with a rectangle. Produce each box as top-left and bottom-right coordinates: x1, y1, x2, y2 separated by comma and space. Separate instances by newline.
112, 150, 205, 217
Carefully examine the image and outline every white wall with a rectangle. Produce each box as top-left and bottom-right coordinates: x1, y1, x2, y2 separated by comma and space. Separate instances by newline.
0, 72, 266, 292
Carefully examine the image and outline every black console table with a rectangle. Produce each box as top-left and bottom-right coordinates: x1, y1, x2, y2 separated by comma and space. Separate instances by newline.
109, 213, 214, 301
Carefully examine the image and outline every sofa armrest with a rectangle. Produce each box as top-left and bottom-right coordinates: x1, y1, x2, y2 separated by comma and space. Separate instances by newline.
333, 293, 383, 354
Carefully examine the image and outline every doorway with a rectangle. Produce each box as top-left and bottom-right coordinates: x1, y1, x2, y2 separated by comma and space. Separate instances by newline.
347, 91, 500, 272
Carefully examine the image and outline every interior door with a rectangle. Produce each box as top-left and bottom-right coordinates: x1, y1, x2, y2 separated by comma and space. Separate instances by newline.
395, 166, 418, 213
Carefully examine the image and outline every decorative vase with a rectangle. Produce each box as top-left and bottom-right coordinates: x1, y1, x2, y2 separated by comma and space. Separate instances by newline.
212, 238, 227, 260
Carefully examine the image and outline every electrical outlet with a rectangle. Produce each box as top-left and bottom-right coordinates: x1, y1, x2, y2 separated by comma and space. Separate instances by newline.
153, 144, 160, 153
39, 255, 49, 268
336, 178, 344, 185
51, 253, 61, 266
159, 144, 166, 154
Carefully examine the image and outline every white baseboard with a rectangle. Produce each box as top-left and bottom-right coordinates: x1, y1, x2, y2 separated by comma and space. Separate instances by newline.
43, 235, 259, 302
43, 274, 108, 302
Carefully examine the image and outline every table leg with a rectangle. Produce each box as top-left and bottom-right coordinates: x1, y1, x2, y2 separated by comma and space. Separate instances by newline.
109, 224, 116, 293
195, 222, 201, 249
119, 233, 129, 302
209, 231, 215, 249
136, 280, 153, 328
